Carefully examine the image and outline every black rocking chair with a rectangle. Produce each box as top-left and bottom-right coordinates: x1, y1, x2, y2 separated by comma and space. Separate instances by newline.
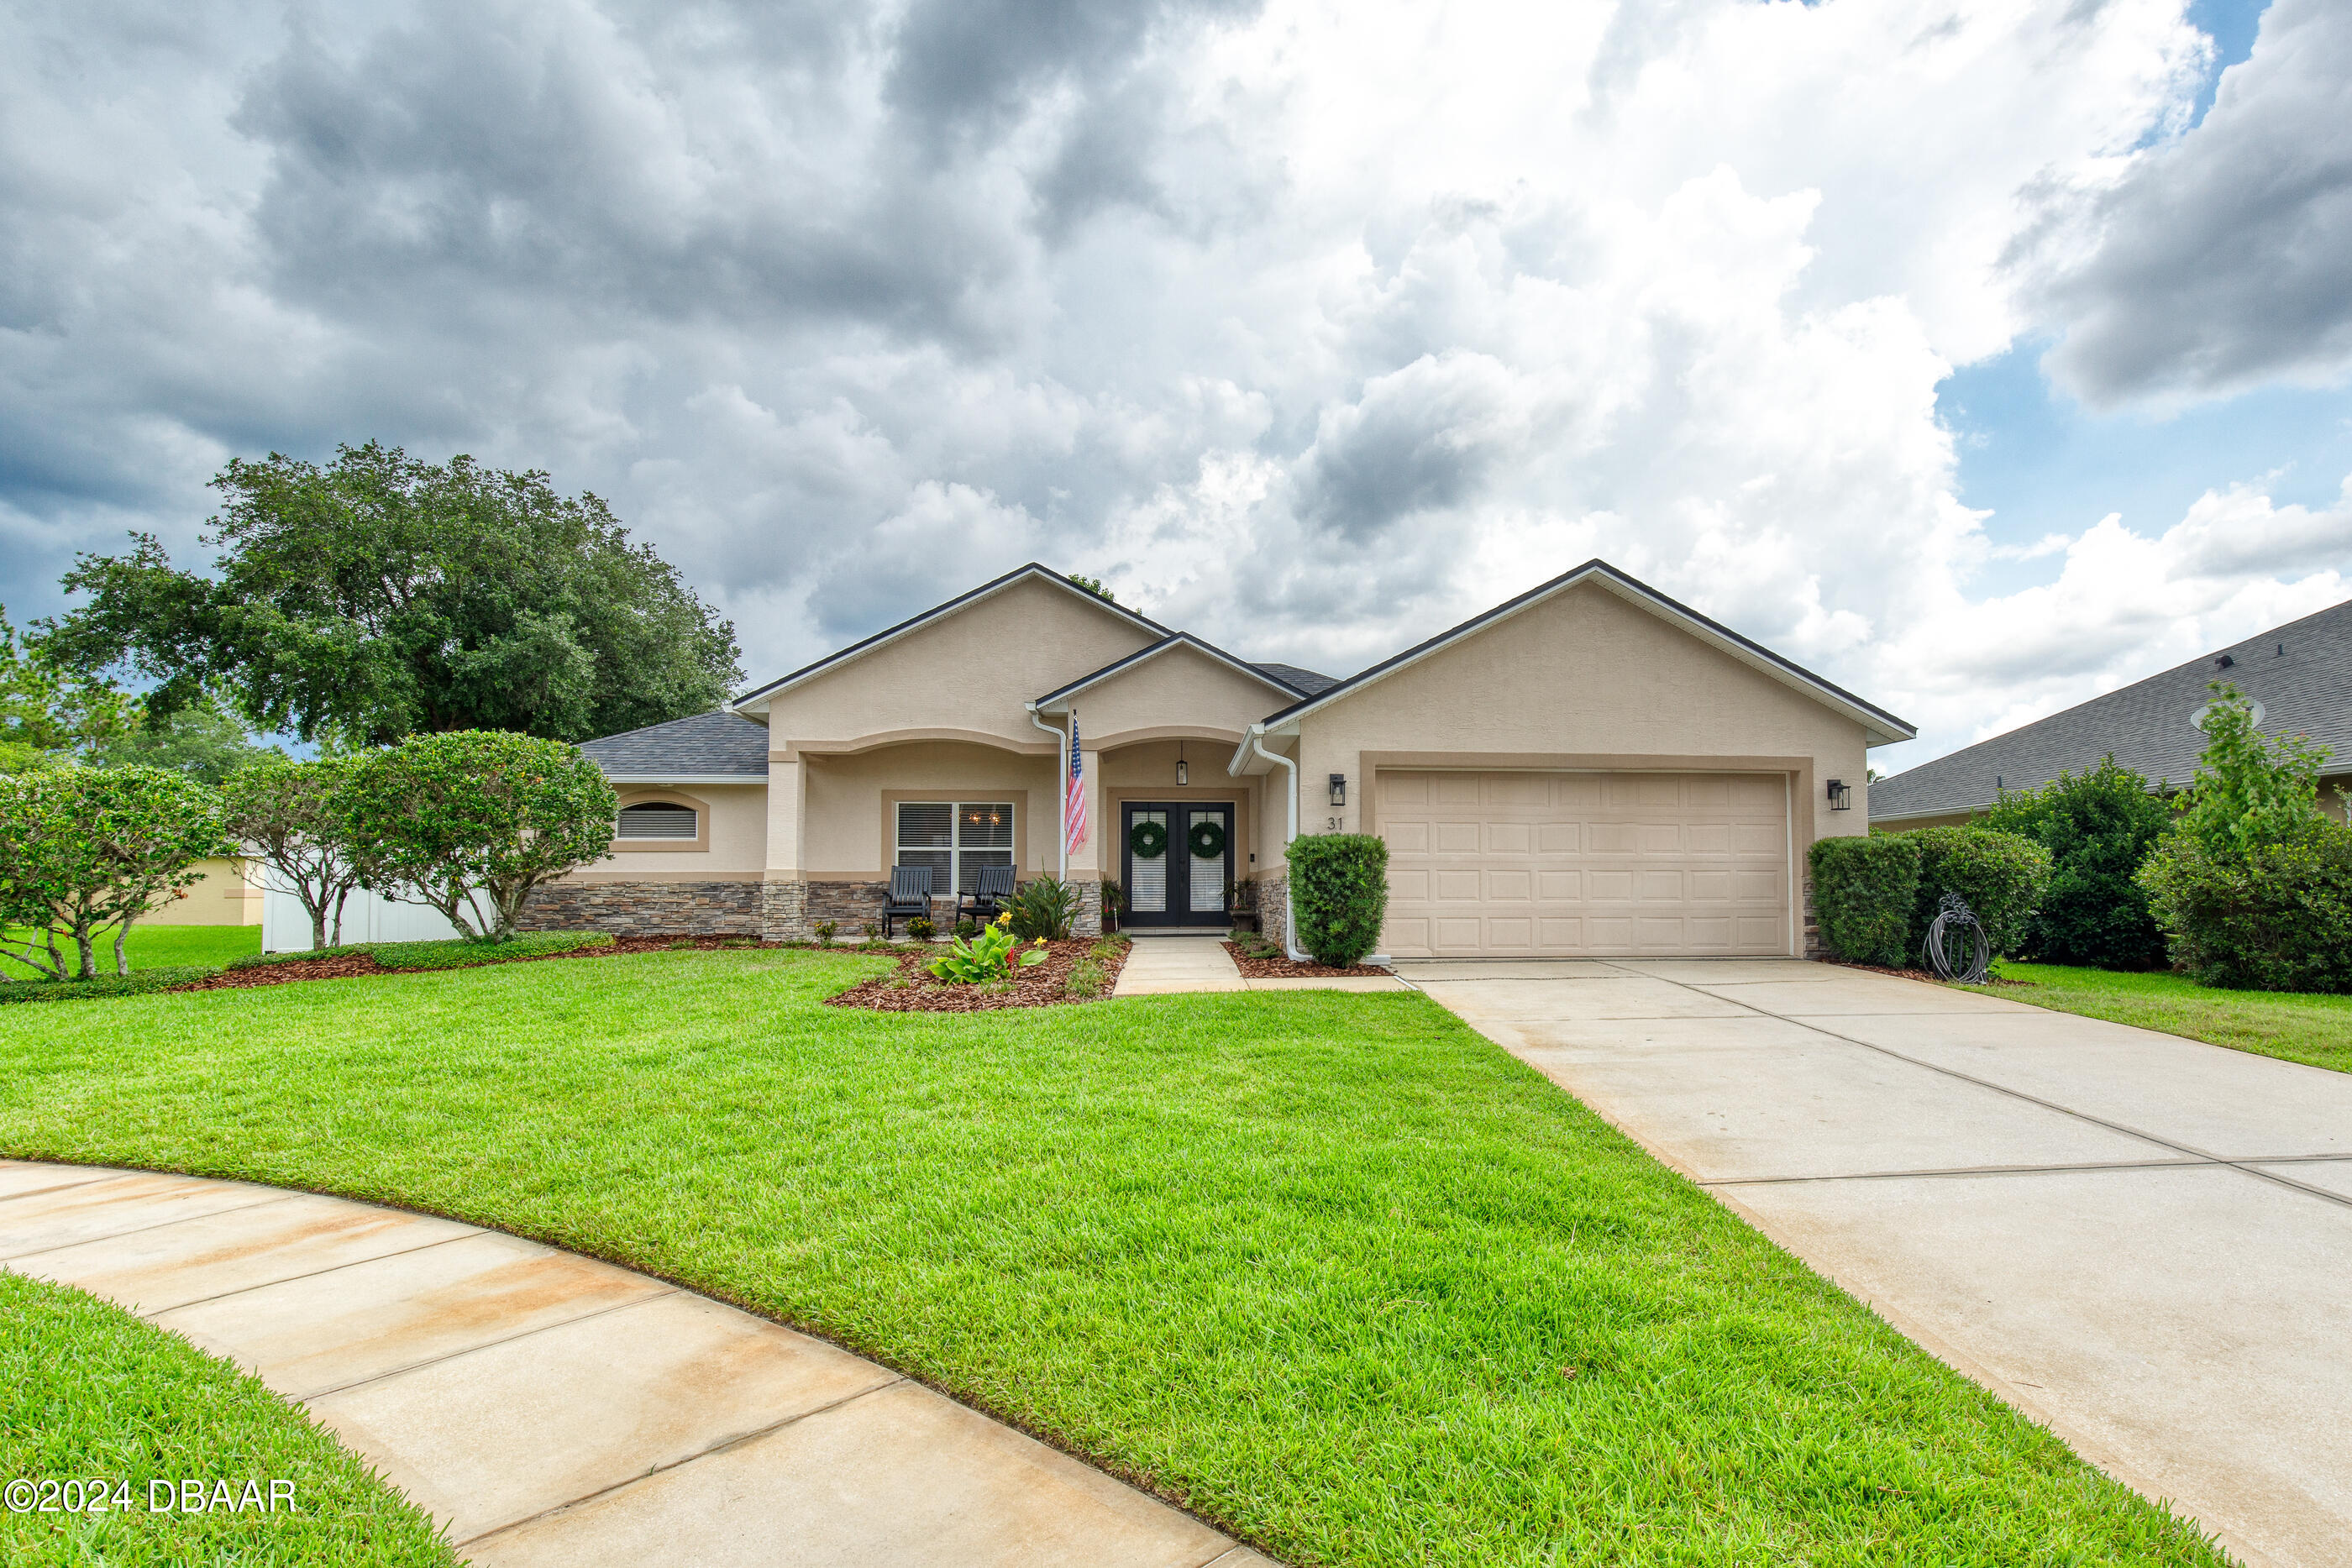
880, 865, 935, 939
958, 865, 1016, 927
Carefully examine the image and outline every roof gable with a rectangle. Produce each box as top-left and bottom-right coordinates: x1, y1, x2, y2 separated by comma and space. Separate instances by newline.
1258, 559, 1914, 745
732, 564, 1169, 711
1032, 633, 1308, 711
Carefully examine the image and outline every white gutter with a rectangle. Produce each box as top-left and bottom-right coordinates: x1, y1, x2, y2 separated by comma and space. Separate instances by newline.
1028, 703, 1068, 880
1243, 723, 1310, 962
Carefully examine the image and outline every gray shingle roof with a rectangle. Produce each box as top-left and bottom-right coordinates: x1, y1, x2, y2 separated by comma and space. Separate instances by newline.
1872, 598, 2352, 820
577, 711, 769, 779
1253, 662, 1341, 695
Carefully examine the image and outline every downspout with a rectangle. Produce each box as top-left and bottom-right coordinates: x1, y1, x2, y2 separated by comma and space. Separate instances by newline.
1245, 723, 1310, 962
1028, 703, 1068, 880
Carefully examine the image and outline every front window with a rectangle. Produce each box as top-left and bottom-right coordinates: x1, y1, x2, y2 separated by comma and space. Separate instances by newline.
895, 800, 1014, 892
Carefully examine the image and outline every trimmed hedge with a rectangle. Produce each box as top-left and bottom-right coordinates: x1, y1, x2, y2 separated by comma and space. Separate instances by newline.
2138, 821, 2352, 993
0, 965, 219, 1005
1286, 833, 1390, 967
1977, 758, 2171, 968
1906, 826, 2052, 960
224, 932, 612, 974
1809, 836, 1919, 966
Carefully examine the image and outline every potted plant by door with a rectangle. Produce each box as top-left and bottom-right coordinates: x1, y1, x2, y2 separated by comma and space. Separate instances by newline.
1101, 878, 1125, 933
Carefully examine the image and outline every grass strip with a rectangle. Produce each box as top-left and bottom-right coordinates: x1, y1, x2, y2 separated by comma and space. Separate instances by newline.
0, 950, 2227, 1566
223, 932, 614, 973
1977, 961, 2352, 1074
0, 1274, 455, 1567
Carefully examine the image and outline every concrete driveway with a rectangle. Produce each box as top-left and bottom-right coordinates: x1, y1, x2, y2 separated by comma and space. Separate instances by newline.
1404, 957, 2352, 1568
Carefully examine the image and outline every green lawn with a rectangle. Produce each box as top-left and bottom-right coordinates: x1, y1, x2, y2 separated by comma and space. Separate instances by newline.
0, 951, 2226, 1566
2, 922, 263, 978
1982, 962, 2352, 1074
0, 1273, 454, 1566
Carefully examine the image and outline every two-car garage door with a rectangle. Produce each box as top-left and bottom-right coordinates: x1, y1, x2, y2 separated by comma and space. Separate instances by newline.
1379, 770, 1792, 958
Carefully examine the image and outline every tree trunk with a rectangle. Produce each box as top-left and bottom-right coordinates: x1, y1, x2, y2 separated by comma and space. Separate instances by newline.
113, 920, 133, 977
330, 886, 350, 947
73, 925, 97, 980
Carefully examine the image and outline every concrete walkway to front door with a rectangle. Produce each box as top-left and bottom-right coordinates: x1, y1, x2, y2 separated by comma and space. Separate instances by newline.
0, 1160, 1275, 1568
1404, 957, 2352, 1568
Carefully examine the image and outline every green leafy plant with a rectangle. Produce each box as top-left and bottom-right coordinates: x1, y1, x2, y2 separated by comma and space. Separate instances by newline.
927, 913, 1049, 983
1907, 826, 2051, 960
1808, 835, 1921, 967
953, 917, 977, 940
0, 765, 233, 979
337, 731, 617, 941
906, 915, 937, 941
1286, 833, 1389, 967
0, 963, 220, 1005
1005, 876, 1079, 941
2169, 683, 2332, 858
2139, 823, 2352, 992
813, 920, 837, 947
223, 758, 366, 951
1978, 757, 2171, 968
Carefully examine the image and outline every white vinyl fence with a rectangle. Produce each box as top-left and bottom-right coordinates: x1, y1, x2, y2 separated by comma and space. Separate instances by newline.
260, 879, 494, 952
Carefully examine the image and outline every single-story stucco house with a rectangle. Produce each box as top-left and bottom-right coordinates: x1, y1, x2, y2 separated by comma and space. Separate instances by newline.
540, 561, 1916, 959
1872, 597, 2352, 831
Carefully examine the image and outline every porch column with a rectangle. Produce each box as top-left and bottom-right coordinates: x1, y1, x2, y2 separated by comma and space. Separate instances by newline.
762, 753, 810, 941
1069, 745, 1104, 936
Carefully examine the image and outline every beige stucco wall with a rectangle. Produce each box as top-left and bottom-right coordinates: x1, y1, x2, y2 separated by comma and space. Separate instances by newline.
1288, 579, 1874, 860
566, 784, 769, 878
1060, 642, 1287, 749
759, 575, 1158, 747
144, 856, 263, 926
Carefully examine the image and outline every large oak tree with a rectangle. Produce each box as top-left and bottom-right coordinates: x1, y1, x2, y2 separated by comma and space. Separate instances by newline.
45, 443, 743, 747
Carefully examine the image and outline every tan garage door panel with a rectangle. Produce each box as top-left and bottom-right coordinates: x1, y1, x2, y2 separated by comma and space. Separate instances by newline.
1380, 770, 1790, 957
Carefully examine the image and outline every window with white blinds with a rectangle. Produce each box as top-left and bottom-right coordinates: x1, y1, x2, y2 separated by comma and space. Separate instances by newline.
895, 801, 1014, 892
617, 803, 698, 839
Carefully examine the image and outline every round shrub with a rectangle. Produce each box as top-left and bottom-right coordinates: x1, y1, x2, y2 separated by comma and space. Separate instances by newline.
2138, 820, 2352, 993
1907, 826, 2052, 960
1286, 833, 1389, 967
1808, 835, 1920, 967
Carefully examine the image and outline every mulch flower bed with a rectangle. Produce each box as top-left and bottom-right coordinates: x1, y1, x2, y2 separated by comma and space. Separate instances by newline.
1221, 941, 1393, 980
827, 939, 1128, 1013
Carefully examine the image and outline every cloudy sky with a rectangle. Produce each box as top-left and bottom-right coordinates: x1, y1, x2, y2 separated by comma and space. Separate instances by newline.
3, 0, 2347, 769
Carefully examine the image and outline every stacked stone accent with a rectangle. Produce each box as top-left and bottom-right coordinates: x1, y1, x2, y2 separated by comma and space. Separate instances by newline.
1255, 876, 1289, 953
806, 880, 895, 937
519, 880, 759, 936
1074, 879, 1103, 939
760, 878, 810, 942
1800, 871, 1824, 959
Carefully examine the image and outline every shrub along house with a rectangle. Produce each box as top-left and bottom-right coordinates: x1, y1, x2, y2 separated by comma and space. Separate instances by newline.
533, 561, 1914, 959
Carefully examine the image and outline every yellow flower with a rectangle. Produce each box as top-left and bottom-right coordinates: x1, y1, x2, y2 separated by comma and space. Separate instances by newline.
1032, 937, 1045, 947
995, 911, 1011, 926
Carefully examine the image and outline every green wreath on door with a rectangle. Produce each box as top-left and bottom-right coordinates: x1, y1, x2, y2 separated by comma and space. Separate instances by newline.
1129, 819, 1169, 858
1187, 818, 1226, 859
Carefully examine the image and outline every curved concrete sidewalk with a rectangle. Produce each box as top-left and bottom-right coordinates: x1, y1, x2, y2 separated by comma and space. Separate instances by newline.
0, 1160, 1274, 1568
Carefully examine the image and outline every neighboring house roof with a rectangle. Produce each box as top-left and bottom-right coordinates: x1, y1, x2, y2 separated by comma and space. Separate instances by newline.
1032, 633, 1311, 711
1255, 559, 1917, 746
1872, 597, 2352, 821
731, 564, 1170, 709
1252, 662, 1341, 695
578, 710, 770, 781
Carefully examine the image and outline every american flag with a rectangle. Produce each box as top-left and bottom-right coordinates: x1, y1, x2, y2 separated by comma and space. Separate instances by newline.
1064, 714, 1089, 857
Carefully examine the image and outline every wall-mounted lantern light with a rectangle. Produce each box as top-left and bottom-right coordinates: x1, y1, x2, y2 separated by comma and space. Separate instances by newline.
1329, 773, 1347, 808
1826, 778, 1851, 812
1176, 741, 1188, 787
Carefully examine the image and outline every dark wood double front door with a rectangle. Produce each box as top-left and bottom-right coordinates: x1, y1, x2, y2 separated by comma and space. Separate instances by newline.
1121, 802, 1234, 927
